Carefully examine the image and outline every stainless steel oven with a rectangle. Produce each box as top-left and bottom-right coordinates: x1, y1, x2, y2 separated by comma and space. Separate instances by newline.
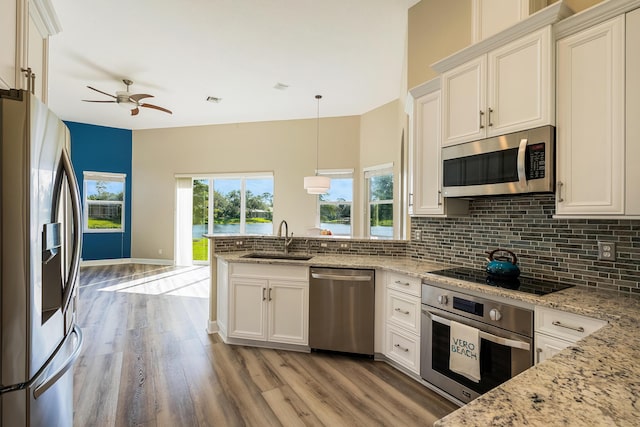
420, 282, 533, 403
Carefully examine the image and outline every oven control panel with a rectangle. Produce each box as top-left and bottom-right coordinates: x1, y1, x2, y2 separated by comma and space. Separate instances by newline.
422, 282, 533, 337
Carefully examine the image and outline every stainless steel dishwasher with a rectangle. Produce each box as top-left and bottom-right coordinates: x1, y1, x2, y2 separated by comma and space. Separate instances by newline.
309, 267, 375, 356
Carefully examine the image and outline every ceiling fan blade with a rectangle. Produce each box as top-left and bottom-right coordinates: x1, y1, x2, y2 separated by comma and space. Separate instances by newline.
129, 93, 154, 102
87, 86, 117, 99
140, 103, 173, 114
82, 100, 117, 103
131, 107, 140, 116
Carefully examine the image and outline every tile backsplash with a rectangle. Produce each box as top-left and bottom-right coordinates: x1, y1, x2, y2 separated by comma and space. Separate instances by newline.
409, 194, 640, 294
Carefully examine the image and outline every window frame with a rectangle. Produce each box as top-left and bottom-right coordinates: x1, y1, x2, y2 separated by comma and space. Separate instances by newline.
364, 163, 394, 239
316, 169, 354, 237
83, 171, 126, 233
191, 172, 274, 236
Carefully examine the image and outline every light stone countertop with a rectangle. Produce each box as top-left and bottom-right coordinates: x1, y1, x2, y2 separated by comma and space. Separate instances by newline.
215, 252, 640, 426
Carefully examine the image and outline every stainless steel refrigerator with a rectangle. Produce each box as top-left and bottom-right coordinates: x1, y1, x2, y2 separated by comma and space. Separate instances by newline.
0, 89, 83, 426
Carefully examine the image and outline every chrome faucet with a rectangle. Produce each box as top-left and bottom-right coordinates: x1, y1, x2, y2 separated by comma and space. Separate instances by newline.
277, 220, 294, 254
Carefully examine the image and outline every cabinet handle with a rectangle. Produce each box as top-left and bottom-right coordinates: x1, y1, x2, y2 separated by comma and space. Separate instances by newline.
394, 280, 410, 287
557, 181, 564, 203
268, 288, 273, 301
394, 343, 409, 352
262, 288, 266, 301
552, 320, 585, 333
536, 348, 542, 364
409, 193, 413, 207
479, 110, 485, 129
394, 307, 410, 315
438, 190, 443, 206
488, 108, 493, 127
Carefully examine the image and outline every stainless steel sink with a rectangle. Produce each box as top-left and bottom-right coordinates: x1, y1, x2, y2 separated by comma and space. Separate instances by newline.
241, 252, 313, 261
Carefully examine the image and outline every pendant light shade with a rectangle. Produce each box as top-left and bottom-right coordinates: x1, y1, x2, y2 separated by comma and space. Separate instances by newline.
303, 95, 330, 195
304, 175, 331, 194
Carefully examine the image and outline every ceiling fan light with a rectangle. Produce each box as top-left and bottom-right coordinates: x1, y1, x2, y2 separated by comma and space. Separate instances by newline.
303, 175, 330, 194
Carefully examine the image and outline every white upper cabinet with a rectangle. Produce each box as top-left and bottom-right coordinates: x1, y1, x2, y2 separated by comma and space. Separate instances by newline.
441, 56, 486, 146
555, 15, 628, 216
472, 0, 532, 42
1, 0, 22, 90
407, 79, 468, 217
0, 0, 60, 101
442, 26, 553, 146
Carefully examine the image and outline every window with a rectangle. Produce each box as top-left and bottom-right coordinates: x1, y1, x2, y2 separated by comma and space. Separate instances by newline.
365, 165, 394, 239
191, 174, 274, 262
83, 171, 126, 232
318, 170, 353, 236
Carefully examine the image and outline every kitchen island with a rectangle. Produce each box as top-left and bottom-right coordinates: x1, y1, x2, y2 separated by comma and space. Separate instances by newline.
214, 252, 640, 426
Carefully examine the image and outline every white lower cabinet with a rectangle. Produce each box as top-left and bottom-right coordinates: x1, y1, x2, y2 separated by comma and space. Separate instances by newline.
534, 306, 606, 364
384, 272, 421, 374
385, 324, 420, 373
222, 262, 309, 346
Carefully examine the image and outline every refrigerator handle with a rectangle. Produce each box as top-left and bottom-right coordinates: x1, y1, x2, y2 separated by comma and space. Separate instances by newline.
33, 326, 83, 399
60, 147, 82, 314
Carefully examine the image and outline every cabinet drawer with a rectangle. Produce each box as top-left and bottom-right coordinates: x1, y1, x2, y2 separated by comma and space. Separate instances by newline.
535, 306, 606, 343
386, 272, 421, 297
385, 324, 420, 374
534, 332, 572, 365
386, 289, 420, 335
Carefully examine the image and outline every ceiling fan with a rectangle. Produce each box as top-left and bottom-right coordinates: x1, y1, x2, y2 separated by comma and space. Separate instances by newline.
82, 79, 172, 116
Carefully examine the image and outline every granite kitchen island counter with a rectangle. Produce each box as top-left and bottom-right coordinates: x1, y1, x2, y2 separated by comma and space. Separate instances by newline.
215, 252, 640, 426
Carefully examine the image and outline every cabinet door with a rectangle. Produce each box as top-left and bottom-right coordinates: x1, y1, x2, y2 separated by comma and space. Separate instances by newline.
0, 0, 18, 89
441, 56, 486, 146
535, 333, 570, 364
229, 277, 267, 340
267, 280, 308, 345
556, 16, 625, 216
488, 26, 552, 136
626, 8, 640, 216
411, 90, 444, 215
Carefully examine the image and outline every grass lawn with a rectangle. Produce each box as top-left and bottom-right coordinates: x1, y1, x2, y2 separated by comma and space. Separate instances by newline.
193, 238, 208, 261
88, 218, 121, 229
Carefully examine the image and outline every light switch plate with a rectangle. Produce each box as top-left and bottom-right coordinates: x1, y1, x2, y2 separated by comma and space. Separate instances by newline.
597, 241, 616, 261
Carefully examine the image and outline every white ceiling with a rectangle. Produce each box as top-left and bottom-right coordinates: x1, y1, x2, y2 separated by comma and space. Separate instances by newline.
48, 0, 419, 130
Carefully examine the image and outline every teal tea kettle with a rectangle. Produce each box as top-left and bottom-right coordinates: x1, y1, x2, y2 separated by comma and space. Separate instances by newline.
486, 248, 520, 279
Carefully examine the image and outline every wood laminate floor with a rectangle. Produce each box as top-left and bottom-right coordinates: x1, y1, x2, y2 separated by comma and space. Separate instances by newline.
73, 264, 458, 427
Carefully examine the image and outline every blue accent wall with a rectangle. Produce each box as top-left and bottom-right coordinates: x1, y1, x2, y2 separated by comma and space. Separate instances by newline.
66, 121, 132, 260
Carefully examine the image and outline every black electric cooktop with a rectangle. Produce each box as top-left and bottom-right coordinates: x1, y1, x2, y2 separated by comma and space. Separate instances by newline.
428, 267, 575, 296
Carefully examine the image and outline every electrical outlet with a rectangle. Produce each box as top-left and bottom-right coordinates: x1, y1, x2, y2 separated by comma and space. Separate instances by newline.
320, 242, 328, 248
339, 242, 350, 249
415, 230, 422, 241
235, 240, 244, 246
597, 241, 616, 261
158, 248, 163, 255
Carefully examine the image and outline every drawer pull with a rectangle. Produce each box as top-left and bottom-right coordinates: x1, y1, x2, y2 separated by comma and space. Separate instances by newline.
394, 307, 410, 315
394, 280, 411, 286
552, 320, 585, 333
394, 343, 409, 352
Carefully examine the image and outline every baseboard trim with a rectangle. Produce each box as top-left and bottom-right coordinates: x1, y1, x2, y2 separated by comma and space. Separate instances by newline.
80, 258, 175, 267
207, 320, 219, 334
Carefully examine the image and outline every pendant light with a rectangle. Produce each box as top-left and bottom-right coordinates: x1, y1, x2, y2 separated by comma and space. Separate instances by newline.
303, 95, 330, 195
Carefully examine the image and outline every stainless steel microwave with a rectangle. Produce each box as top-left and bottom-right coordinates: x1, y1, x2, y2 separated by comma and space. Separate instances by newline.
441, 126, 555, 198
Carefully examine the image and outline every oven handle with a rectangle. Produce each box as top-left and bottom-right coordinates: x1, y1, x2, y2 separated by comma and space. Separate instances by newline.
424, 310, 531, 351
517, 138, 528, 190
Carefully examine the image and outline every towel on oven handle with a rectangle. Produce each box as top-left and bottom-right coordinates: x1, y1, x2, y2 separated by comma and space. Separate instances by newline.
449, 320, 481, 383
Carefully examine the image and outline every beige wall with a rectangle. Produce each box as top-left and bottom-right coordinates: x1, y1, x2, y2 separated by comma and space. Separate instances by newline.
358, 100, 405, 238
131, 116, 360, 260
408, 0, 472, 89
